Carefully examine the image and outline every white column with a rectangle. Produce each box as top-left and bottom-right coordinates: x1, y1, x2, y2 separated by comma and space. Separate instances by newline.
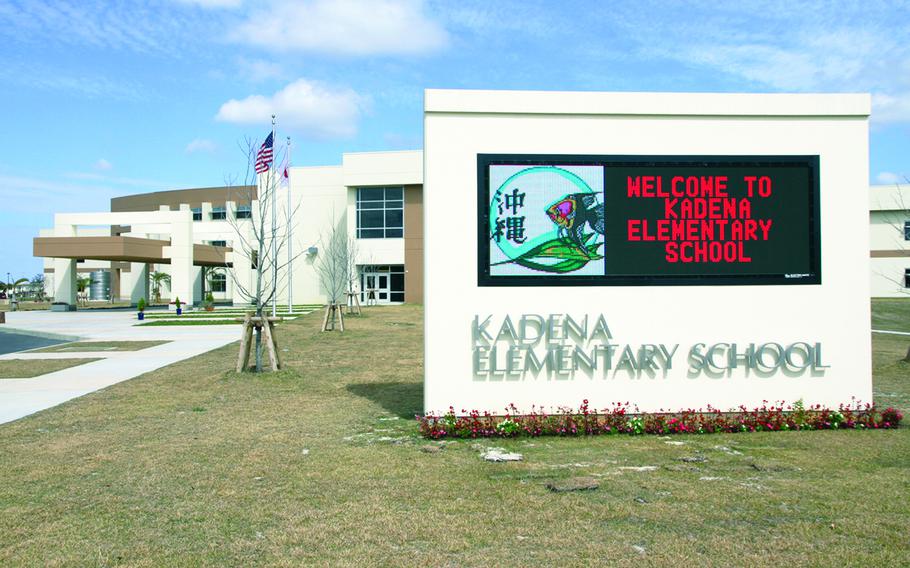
53, 259, 77, 306
168, 211, 195, 309
53, 222, 77, 306
129, 262, 149, 305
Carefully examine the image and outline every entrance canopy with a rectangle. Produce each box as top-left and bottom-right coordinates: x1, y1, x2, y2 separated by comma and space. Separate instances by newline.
33, 236, 231, 267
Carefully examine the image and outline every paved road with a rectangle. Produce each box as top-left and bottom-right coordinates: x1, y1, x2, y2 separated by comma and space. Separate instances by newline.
0, 310, 240, 425
0, 329, 67, 355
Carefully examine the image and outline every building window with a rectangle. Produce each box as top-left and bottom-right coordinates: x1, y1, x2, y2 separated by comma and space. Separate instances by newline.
210, 240, 227, 247
904, 220, 910, 241
236, 205, 252, 219
251, 251, 258, 269
357, 187, 403, 239
905, 269, 910, 288
192, 207, 202, 221
211, 207, 226, 220
211, 272, 226, 292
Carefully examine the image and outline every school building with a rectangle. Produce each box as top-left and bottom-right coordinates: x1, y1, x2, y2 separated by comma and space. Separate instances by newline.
34, 150, 423, 308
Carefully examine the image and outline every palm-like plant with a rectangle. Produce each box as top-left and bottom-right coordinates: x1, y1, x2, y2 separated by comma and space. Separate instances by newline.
149, 271, 171, 303
76, 276, 91, 306
5, 278, 28, 305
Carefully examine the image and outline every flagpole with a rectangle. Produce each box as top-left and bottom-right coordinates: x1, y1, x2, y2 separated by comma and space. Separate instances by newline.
287, 136, 293, 314
271, 114, 278, 319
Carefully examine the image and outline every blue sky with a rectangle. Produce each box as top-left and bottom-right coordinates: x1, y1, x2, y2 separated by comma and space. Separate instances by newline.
1, 0, 909, 279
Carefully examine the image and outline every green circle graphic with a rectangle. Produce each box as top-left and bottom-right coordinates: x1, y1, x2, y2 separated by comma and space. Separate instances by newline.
490, 166, 596, 262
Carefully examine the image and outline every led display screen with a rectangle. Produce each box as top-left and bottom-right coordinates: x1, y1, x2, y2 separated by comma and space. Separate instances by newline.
478, 155, 820, 286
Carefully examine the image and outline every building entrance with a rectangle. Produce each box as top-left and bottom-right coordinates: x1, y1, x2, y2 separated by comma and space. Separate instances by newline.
360, 265, 405, 304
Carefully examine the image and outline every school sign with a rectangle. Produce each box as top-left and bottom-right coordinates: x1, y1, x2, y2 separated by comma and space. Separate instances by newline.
424, 90, 872, 414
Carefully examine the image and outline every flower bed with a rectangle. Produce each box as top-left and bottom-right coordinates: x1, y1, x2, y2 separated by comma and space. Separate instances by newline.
416, 400, 903, 439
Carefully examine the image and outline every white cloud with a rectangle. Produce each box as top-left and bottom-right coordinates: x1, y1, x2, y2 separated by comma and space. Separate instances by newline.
0, 1, 197, 56
185, 138, 218, 154
231, 0, 447, 56
94, 159, 113, 171
617, 3, 910, 123
0, 58, 146, 101
215, 79, 367, 139
877, 172, 903, 184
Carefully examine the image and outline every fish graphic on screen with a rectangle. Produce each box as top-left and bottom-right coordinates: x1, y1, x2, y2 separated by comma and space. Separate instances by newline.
546, 193, 605, 249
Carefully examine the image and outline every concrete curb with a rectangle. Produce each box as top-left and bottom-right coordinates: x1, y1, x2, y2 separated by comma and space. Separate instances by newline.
0, 326, 81, 342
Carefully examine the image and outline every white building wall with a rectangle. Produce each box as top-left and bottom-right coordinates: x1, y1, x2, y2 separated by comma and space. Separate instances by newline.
343, 150, 423, 187
287, 165, 347, 305
869, 185, 910, 297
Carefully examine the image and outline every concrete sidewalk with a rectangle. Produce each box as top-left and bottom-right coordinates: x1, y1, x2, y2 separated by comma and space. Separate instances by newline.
0, 310, 239, 424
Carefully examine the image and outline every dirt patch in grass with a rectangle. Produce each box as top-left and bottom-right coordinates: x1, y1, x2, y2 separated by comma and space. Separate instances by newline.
32, 341, 170, 353
0, 358, 101, 378
0, 303, 906, 566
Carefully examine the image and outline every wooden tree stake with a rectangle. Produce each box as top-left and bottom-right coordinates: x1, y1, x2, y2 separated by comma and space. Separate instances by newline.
236, 313, 253, 372
262, 318, 280, 372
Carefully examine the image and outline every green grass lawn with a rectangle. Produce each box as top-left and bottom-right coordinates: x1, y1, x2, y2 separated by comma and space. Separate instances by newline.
872, 297, 910, 333
32, 341, 170, 353
0, 358, 101, 378
0, 304, 907, 566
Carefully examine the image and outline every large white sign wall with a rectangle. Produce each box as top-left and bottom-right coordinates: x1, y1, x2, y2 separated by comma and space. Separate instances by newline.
423, 90, 872, 415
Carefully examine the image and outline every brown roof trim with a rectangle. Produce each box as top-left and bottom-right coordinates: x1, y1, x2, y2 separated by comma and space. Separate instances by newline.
871, 250, 910, 258
111, 185, 257, 212
34, 236, 231, 267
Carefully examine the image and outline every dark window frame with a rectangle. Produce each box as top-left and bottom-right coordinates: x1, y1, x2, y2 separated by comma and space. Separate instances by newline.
211, 272, 227, 292
356, 187, 404, 239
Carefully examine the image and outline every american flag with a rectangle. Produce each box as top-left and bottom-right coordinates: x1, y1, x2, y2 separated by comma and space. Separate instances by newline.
255, 132, 274, 174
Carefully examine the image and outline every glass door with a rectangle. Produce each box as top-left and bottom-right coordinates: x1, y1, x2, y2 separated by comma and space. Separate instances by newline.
361, 272, 391, 304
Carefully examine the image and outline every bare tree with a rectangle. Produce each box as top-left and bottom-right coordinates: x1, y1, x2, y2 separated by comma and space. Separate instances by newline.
317, 214, 352, 302
225, 136, 301, 371
316, 213, 361, 328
